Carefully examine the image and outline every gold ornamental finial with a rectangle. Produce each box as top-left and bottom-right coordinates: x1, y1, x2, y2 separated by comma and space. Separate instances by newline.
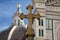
17, 3, 21, 8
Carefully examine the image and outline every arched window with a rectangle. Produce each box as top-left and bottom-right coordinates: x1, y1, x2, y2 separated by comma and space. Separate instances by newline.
18, 19, 20, 26
41, 19, 43, 26
38, 18, 43, 26
39, 29, 44, 37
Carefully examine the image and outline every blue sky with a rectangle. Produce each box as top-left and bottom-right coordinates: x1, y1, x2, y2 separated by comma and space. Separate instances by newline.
0, 0, 32, 32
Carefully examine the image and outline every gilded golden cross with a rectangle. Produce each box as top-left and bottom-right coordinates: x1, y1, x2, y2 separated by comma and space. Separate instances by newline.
19, 4, 40, 28
19, 4, 40, 40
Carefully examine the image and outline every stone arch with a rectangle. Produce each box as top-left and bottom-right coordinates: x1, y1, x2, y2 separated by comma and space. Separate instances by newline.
56, 26, 60, 40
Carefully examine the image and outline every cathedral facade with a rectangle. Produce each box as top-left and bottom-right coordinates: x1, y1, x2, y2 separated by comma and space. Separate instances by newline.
32, 0, 60, 40
0, 0, 60, 40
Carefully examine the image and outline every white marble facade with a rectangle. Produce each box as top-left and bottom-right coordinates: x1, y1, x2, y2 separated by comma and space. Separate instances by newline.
32, 0, 60, 40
